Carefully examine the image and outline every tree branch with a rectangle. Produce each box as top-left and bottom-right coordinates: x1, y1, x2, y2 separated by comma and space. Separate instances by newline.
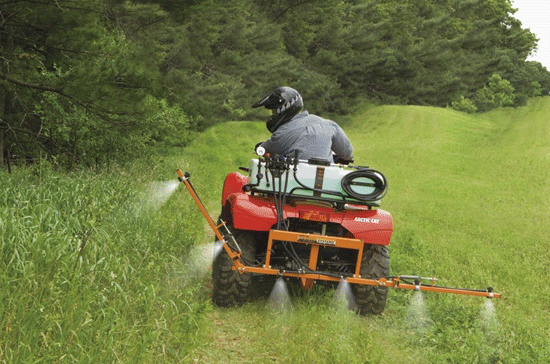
0, 72, 62, 93
0, 72, 135, 119
273, 0, 315, 22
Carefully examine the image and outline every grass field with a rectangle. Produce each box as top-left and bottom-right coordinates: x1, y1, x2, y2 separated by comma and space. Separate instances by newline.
2, 97, 550, 363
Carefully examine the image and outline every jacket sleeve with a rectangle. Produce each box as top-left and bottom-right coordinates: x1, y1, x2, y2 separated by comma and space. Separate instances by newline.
330, 121, 354, 160
260, 125, 293, 156
260, 136, 284, 155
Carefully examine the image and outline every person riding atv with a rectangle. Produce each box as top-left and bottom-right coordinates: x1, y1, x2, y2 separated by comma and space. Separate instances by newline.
253, 86, 354, 164
175, 86, 501, 315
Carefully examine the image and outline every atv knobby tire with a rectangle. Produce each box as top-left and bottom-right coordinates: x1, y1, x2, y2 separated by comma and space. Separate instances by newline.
353, 244, 390, 315
212, 228, 256, 307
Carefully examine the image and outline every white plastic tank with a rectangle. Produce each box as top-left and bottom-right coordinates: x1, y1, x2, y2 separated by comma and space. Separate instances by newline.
247, 158, 386, 204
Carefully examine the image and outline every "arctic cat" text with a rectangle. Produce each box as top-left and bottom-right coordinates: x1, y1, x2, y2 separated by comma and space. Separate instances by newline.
354, 217, 380, 224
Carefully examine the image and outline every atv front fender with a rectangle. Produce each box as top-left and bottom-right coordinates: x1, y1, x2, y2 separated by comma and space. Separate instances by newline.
221, 172, 248, 207
226, 193, 278, 230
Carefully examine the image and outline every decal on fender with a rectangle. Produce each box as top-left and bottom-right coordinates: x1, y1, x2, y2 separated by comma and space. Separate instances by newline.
354, 217, 380, 224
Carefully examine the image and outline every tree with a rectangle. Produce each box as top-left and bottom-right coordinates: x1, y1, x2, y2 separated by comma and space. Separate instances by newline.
0, 0, 189, 167
1, 0, 549, 167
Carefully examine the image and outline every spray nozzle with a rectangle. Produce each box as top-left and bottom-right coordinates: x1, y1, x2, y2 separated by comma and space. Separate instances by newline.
176, 169, 190, 182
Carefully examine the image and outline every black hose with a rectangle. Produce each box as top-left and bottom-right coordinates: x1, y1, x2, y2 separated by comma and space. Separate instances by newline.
341, 169, 388, 201
281, 267, 348, 279
281, 241, 310, 271
270, 163, 290, 231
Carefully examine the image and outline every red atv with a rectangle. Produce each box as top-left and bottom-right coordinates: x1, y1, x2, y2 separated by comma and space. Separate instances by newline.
177, 153, 499, 316
213, 154, 392, 315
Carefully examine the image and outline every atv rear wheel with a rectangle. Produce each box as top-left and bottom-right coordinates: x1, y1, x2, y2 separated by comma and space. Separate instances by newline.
212, 228, 256, 307
353, 244, 390, 315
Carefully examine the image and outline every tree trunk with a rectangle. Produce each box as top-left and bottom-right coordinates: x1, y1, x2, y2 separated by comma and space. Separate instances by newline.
0, 129, 3, 166
0, 84, 4, 166
1, 23, 11, 168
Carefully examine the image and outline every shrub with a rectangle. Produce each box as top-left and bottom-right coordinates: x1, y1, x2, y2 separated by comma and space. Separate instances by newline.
451, 96, 478, 114
474, 74, 515, 112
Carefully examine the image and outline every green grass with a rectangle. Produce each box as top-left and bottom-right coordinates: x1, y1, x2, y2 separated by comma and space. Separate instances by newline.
0, 162, 211, 363
2, 98, 550, 363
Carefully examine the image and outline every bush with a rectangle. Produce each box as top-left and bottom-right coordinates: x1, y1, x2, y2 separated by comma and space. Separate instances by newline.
474, 74, 515, 112
451, 96, 478, 114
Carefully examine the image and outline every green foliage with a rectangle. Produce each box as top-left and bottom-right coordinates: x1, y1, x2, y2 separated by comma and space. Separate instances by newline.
0, 0, 190, 168
2, 0, 550, 168
474, 73, 516, 112
0, 161, 212, 362
451, 95, 478, 114
145, 98, 193, 147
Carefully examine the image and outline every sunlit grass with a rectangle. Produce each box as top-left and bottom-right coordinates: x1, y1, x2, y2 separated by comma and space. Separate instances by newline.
2, 98, 550, 363
188, 99, 550, 363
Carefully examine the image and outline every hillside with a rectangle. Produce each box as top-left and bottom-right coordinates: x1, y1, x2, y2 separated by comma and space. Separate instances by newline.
2, 98, 550, 363
179, 98, 550, 362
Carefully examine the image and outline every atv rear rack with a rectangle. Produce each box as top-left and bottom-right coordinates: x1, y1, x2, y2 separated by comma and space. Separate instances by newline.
177, 169, 501, 299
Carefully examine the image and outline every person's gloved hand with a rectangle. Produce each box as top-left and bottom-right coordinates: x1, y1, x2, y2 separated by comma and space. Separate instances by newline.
333, 155, 354, 165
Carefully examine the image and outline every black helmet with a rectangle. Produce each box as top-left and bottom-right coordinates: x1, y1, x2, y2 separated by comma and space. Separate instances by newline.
252, 86, 304, 133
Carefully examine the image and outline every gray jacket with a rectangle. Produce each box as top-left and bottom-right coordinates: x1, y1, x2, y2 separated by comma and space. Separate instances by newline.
261, 111, 354, 162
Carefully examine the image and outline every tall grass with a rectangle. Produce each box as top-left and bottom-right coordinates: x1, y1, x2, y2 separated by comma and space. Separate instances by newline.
1, 162, 211, 363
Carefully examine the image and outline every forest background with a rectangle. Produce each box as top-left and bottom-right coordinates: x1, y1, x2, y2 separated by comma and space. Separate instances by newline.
1, 0, 550, 169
